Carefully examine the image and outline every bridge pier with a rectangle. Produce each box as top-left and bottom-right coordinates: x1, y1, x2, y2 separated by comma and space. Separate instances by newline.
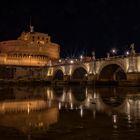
88, 74, 96, 81
126, 72, 140, 81
64, 75, 71, 81
47, 76, 53, 81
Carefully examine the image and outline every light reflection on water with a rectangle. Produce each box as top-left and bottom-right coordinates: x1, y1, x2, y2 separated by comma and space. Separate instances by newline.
0, 85, 140, 139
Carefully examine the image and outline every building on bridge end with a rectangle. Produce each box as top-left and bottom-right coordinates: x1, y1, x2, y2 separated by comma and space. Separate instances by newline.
0, 28, 60, 80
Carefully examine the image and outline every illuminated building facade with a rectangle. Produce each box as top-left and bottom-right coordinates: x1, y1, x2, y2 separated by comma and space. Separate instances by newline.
0, 28, 60, 80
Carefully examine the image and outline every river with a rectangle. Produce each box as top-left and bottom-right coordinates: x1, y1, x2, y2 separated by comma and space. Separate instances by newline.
0, 84, 140, 140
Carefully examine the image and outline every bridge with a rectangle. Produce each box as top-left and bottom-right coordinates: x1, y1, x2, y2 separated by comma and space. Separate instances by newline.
0, 44, 139, 85
46, 45, 140, 84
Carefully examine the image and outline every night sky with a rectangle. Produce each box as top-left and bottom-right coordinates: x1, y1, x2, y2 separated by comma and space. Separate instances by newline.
0, 0, 140, 58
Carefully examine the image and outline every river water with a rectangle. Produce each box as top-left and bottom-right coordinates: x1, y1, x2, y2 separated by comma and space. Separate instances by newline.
0, 85, 140, 140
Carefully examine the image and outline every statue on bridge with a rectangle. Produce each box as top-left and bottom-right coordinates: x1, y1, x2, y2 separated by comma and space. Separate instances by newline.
130, 43, 136, 56
92, 51, 96, 60
128, 43, 138, 72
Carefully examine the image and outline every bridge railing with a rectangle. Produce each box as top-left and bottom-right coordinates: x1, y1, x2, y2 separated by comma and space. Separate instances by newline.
50, 57, 94, 66
50, 54, 132, 66
51, 53, 140, 66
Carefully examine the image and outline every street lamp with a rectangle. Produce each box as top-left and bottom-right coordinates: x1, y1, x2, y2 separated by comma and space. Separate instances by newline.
70, 60, 74, 64
111, 48, 117, 56
125, 50, 130, 56
59, 59, 62, 63
80, 55, 83, 61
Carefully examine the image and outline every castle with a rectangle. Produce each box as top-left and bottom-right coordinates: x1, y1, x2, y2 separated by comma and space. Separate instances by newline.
0, 27, 60, 80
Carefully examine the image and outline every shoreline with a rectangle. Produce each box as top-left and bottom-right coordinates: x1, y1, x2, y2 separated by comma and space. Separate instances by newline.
0, 79, 139, 87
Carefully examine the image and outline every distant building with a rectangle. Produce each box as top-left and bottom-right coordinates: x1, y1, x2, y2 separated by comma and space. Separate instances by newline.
0, 30, 60, 80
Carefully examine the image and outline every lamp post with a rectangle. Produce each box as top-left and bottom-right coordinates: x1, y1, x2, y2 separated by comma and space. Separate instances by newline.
80, 55, 83, 61
125, 50, 129, 56
111, 48, 117, 57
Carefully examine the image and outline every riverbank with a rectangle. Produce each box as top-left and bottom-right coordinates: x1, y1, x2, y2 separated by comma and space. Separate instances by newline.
0, 79, 140, 87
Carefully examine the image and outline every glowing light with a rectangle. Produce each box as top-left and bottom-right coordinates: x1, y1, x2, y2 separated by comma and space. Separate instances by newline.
69, 66, 73, 75
58, 102, 61, 110
27, 103, 30, 114
47, 88, 54, 100
38, 122, 43, 127
85, 73, 88, 77
2, 104, 5, 113
48, 60, 52, 66
62, 90, 66, 102
59, 59, 62, 63
80, 105, 83, 117
80, 55, 83, 60
85, 87, 88, 97
69, 91, 72, 101
128, 115, 131, 122
70, 103, 73, 110
70, 60, 74, 64
111, 48, 117, 55
127, 101, 131, 114
125, 51, 130, 56
113, 114, 117, 123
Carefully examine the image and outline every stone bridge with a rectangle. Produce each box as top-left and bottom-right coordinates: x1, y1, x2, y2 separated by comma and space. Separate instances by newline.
0, 45, 140, 83
47, 46, 140, 82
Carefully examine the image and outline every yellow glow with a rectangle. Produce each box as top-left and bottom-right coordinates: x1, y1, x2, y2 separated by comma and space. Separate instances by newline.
85, 87, 88, 97
2, 104, 5, 113
62, 89, 66, 102
113, 115, 117, 123
80, 106, 83, 118
137, 56, 140, 72
27, 103, 30, 115
127, 101, 130, 114
62, 67, 65, 75
69, 66, 72, 75
70, 60, 74, 64
47, 88, 53, 100
86, 64, 90, 73
58, 102, 61, 110
40, 40, 45, 44
47, 68, 54, 76
68, 91, 72, 101
70, 103, 73, 110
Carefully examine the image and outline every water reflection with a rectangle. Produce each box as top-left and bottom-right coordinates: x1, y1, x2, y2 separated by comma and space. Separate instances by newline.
47, 86, 140, 119
0, 105, 59, 132
0, 85, 140, 139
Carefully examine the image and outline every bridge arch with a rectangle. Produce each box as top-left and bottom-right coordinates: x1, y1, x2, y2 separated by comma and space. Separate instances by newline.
71, 66, 88, 80
98, 62, 127, 81
53, 69, 64, 80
